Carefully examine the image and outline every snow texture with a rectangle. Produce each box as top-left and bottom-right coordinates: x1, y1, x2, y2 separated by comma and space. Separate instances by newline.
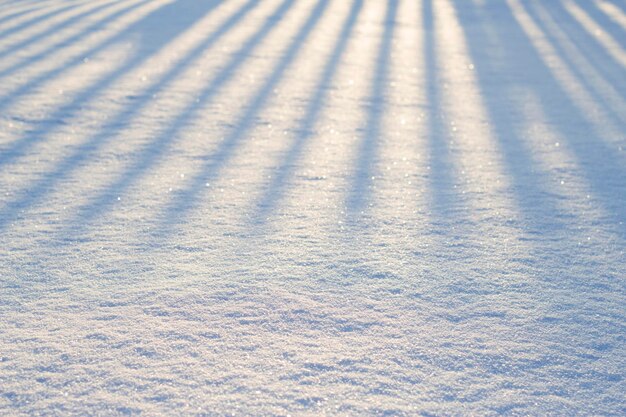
0, 0, 625, 415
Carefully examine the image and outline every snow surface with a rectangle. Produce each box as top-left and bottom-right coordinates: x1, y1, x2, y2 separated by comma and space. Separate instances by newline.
0, 0, 625, 415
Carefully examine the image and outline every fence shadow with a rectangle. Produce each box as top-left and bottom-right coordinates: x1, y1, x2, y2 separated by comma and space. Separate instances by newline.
0, 1, 60, 27
0, 0, 232, 231
451, 0, 625, 239
345, 0, 398, 220
0, 0, 161, 166
0, 0, 144, 83
421, 0, 468, 233
0, 1, 79, 43
0, 0, 120, 61
250, 0, 363, 225
153, 0, 330, 236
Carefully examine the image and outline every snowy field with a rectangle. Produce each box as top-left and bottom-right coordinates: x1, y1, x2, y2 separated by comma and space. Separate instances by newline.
0, 0, 625, 415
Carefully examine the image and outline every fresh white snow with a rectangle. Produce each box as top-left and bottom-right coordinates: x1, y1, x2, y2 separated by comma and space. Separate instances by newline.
0, 0, 625, 415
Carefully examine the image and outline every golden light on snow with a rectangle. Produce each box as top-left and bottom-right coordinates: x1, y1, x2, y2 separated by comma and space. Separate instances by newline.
0, 0, 624, 414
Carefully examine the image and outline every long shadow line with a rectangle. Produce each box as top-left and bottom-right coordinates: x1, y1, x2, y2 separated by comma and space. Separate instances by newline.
0, 0, 149, 105
0, 0, 66, 23
0, 1, 58, 26
0, 0, 248, 231
0, 0, 121, 62
454, 0, 625, 238
572, 0, 626, 48
595, 0, 626, 31
519, 0, 626, 234
524, 1, 626, 126
611, 0, 626, 13
535, 0, 626, 130
0, 0, 188, 167
345, 0, 398, 218
422, 0, 467, 231
153, 0, 331, 236
0, 0, 80, 45
251, 0, 363, 225
13, 0, 296, 237
547, 0, 626, 92
0, 0, 157, 83
448, 0, 565, 236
